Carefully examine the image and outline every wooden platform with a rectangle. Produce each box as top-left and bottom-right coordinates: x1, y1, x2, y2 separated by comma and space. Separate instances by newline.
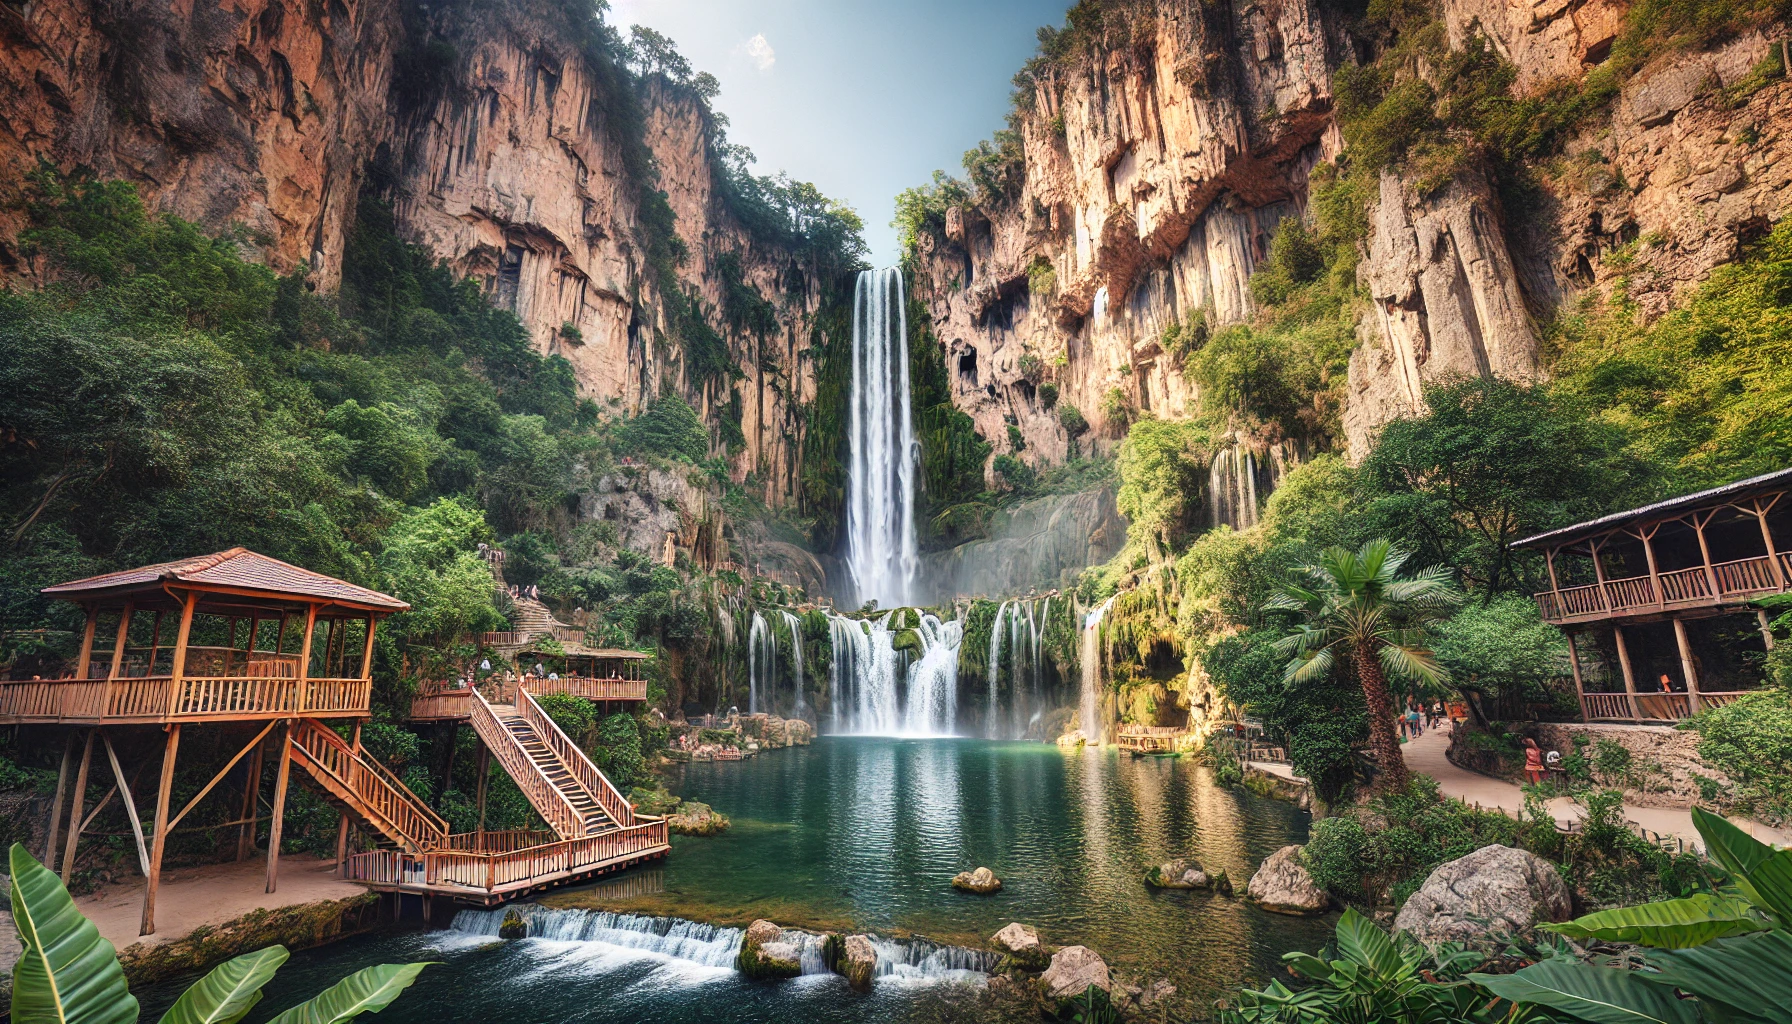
0, 676, 370, 725
343, 822, 671, 905
408, 676, 647, 721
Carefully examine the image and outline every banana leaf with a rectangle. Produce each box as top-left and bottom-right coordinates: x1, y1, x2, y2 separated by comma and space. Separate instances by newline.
1469, 961, 1698, 1024
1543, 893, 1769, 949
158, 946, 290, 1024
1640, 930, 1792, 1023
1334, 907, 1406, 981
264, 963, 432, 1024
1691, 808, 1792, 926
8, 843, 139, 1024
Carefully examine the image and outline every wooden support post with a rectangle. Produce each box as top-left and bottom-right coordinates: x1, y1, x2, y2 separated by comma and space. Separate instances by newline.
336, 722, 363, 876
237, 742, 263, 862
148, 610, 163, 675
1693, 512, 1721, 597
1759, 608, 1776, 651
44, 732, 73, 867
266, 722, 294, 894
1566, 632, 1588, 721
1613, 626, 1643, 722
475, 741, 490, 840
169, 591, 197, 713
1673, 617, 1703, 715
299, 606, 318, 681
1638, 525, 1664, 605
75, 607, 98, 680
1544, 549, 1563, 616
358, 617, 378, 679
142, 723, 181, 936
101, 733, 150, 879
61, 732, 94, 882
1754, 496, 1787, 588
275, 614, 289, 656
107, 603, 135, 681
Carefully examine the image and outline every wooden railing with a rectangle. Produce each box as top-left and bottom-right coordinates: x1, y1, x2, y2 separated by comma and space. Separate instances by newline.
342, 819, 669, 894
408, 681, 472, 720
516, 687, 634, 828
1582, 692, 1635, 720
523, 676, 648, 701
1536, 555, 1791, 624
1714, 555, 1779, 595
0, 676, 371, 722
467, 687, 586, 839
1657, 566, 1711, 604
549, 625, 585, 644
1584, 690, 1753, 721
288, 720, 447, 852
481, 631, 524, 647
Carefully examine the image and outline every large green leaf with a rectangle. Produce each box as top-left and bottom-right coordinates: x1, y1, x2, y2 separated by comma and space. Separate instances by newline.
1692, 808, 1792, 926
158, 946, 290, 1024
1641, 930, 1792, 1023
8, 843, 138, 1024
264, 963, 432, 1024
1469, 961, 1698, 1024
1334, 907, 1405, 981
1542, 893, 1770, 949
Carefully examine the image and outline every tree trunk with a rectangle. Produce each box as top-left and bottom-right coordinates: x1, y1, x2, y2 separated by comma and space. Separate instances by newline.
1355, 643, 1411, 791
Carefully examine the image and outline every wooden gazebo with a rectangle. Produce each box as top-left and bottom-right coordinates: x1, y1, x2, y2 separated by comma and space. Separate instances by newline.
1512, 469, 1791, 722
4, 548, 409, 935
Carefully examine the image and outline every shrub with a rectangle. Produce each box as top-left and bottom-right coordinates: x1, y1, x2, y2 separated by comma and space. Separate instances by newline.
1303, 816, 1370, 902
616, 393, 710, 462
1038, 381, 1059, 407
1059, 402, 1089, 436
1685, 686, 1792, 818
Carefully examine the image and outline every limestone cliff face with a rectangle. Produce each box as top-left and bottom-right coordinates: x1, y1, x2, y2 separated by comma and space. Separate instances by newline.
919, 487, 1126, 602
909, 0, 1349, 469
1, 0, 827, 505
913, 0, 1791, 465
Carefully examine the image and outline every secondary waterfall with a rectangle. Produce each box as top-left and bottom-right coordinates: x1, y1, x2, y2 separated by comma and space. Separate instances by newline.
779, 610, 806, 717
748, 611, 774, 714
986, 600, 1009, 738
1079, 597, 1114, 743
845, 268, 919, 609
979, 599, 1056, 740
828, 611, 962, 736
1209, 438, 1299, 531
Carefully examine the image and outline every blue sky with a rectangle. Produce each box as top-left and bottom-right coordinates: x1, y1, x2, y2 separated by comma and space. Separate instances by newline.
609, 0, 1071, 266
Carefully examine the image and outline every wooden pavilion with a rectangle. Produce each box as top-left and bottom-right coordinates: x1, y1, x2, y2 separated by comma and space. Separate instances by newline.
5, 548, 668, 929
1512, 468, 1792, 722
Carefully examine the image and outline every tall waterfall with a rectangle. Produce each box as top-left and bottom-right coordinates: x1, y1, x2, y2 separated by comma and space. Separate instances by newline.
779, 610, 806, 717
1079, 597, 1114, 743
828, 611, 962, 736
845, 268, 919, 609
748, 611, 773, 714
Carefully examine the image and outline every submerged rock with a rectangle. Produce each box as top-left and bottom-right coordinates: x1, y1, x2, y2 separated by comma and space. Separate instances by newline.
1040, 945, 1111, 999
990, 921, 1049, 971
1245, 845, 1330, 915
1393, 844, 1572, 947
498, 908, 528, 939
1139, 978, 1177, 1007
737, 919, 802, 980
1211, 868, 1234, 895
952, 866, 1003, 894
667, 801, 730, 836
1146, 858, 1208, 889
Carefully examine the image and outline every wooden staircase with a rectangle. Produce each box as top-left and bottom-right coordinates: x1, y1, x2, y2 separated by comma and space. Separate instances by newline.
287, 719, 447, 852
468, 682, 635, 840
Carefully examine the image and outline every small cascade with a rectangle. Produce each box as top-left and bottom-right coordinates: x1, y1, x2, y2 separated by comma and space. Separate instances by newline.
827, 610, 962, 736
845, 268, 919, 609
1208, 438, 1300, 531
779, 610, 807, 717
748, 611, 774, 714
1079, 597, 1115, 743
1030, 597, 1049, 737
447, 906, 993, 984
986, 600, 1009, 738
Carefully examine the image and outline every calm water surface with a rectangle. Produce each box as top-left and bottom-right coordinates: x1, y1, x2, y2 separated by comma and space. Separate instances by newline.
140, 738, 1332, 1023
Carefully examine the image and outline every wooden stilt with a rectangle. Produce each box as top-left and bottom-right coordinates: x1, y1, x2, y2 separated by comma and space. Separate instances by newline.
101, 733, 150, 879
475, 741, 490, 840
237, 742, 264, 862
1673, 617, 1704, 714
336, 721, 363, 876
142, 723, 181, 936
75, 606, 98, 679
106, 603, 135, 681
1613, 625, 1643, 722
61, 731, 94, 882
266, 722, 294, 894
1758, 608, 1776, 651
1566, 632, 1589, 721
44, 732, 74, 867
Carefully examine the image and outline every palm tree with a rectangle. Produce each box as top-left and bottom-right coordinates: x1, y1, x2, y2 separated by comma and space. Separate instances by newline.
1265, 539, 1462, 791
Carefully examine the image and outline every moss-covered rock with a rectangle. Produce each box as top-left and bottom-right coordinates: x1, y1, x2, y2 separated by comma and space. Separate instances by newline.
736, 919, 802, 980
667, 801, 730, 836
952, 866, 1002, 893
498, 908, 528, 939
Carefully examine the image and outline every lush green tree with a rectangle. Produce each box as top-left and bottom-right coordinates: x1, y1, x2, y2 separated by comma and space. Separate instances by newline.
1115, 418, 1212, 555
1267, 540, 1462, 790
376, 499, 502, 674
1429, 595, 1570, 724
594, 712, 645, 788
1360, 376, 1644, 594
1686, 687, 1792, 819
1204, 628, 1368, 803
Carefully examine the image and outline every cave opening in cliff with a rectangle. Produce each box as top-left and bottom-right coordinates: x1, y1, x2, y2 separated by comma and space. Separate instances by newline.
957, 347, 979, 386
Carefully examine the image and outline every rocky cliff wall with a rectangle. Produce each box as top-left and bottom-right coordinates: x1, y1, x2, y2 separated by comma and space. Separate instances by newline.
919, 487, 1127, 602
911, 0, 1791, 467
1, 0, 829, 505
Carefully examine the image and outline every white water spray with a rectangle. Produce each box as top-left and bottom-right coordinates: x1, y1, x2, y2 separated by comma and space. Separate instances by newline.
748, 611, 773, 714
986, 600, 1008, 738
845, 268, 918, 609
779, 610, 806, 717
1079, 597, 1114, 743
828, 611, 962, 736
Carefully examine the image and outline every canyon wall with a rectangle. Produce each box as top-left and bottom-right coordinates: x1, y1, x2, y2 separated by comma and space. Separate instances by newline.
909, 0, 1791, 468
0, 0, 827, 504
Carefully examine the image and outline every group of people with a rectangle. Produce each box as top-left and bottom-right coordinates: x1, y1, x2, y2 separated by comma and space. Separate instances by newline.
1396, 700, 1447, 740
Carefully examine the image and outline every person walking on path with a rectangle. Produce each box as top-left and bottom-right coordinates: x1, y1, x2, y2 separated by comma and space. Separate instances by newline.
1522, 737, 1546, 785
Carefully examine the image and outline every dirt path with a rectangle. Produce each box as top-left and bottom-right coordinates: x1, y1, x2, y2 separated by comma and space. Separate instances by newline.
76, 854, 362, 952
1401, 727, 1788, 851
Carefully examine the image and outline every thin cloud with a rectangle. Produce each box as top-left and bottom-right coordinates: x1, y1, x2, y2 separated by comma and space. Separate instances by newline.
740, 33, 775, 72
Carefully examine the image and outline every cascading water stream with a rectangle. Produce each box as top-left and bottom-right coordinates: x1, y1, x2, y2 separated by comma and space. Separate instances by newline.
748, 611, 774, 714
827, 611, 962, 736
986, 600, 1008, 738
1079, 596, 1115, 743
845, 268, 919, 610
779, 610, 806, 717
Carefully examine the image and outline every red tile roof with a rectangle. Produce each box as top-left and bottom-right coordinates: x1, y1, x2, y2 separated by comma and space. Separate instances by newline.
42, 548, 410, 612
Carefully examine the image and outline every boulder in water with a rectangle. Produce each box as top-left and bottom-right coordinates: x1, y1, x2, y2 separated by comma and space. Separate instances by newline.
1246, 845, 1330, 915
667, 801, 730, 836
498, 908, 528, 939
990, 921, 1048, 971
1040, 945, 1110, 999
1146, 858, 1208, 889
833, 934, 876, 992
1210, 868, 1234, 895
1393, 844, 1573, 948
1056, 729, 1089, 748
737, 919, 802, 980
952, 866, 1002, 894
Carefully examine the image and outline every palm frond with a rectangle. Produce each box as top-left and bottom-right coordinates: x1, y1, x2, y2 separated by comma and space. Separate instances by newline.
1379, 642, 1450, 687
1283, 647, 1335, 687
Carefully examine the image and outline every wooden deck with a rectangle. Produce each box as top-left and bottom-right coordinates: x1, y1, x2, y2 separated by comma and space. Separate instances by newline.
408, 676, 647, 721
0, 676, 370, 724
343, 821, 670, 904
1580, 689, 1754, 722
1116, 725, 1196, 753
1534, 553, 1792, 626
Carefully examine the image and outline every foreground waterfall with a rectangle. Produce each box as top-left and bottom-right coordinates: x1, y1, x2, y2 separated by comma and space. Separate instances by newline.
1079, 597, 1114, 743
845, 268, 918, 609
448, 906, 994, 983
748, 611, 773, 714
779, 610, 806, 716
984, 599, 1054, 739
828, 611, 962, 736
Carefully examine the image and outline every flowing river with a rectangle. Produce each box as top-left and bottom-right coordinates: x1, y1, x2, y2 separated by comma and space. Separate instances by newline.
138, 738, 1330, 1022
